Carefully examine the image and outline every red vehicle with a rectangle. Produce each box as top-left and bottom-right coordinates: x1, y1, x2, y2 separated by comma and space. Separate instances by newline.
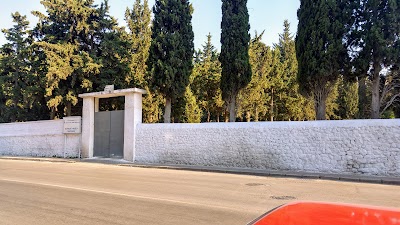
249, 201, 400, 225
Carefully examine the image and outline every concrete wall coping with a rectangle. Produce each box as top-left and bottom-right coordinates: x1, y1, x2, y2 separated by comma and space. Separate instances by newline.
0, 119, 63, 126
78, 88, 147, 99
139, 119, 400, 129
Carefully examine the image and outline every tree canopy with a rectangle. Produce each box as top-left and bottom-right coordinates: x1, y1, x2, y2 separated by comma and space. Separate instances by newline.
220, 0, 252, 122
147, 0, 194, 123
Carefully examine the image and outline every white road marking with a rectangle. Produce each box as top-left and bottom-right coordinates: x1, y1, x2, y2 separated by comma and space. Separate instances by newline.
0, 178, 242, 212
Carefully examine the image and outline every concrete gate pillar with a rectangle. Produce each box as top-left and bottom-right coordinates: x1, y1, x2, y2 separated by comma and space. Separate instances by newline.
79, 88, 146, 161
124, 92, 143, 161
81, 97, 95, 158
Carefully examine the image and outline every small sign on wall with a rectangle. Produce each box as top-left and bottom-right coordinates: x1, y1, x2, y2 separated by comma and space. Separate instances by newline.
63, 116, 82, 134
104, 85, 114, 93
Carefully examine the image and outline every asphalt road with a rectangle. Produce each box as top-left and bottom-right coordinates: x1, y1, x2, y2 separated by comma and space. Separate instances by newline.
0, 160, 399, 225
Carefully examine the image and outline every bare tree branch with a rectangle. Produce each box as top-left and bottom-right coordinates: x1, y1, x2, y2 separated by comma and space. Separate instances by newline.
380, 92, 400, 116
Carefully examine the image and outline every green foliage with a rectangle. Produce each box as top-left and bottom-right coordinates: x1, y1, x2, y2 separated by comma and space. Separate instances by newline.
382, 110, 396, 119
0, 12, 48, 122
335, 76, 359, 119
379, 69, 400, 116
191, 34, 224, 122
125, 0, 152, 87
32, 0, 97, 45
183, 86, 202, 123
351, 0, 400, 118
126, 0, 163, 123
238, 32, 270, 122
2, 0, 398, 124
325, 80, 340, 120
147, 0, 194, 123
220, 0, 252, 121
0, 12, 30, 122
275, 20, 313, 121
32, 0, 101, 118
296, 0, 350, 120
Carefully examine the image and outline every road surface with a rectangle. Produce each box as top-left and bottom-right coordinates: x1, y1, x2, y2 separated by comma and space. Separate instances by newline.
0, 159, 399, 225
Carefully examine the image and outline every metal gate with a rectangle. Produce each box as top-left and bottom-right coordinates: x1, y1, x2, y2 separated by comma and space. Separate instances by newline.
94, 110, 124, 158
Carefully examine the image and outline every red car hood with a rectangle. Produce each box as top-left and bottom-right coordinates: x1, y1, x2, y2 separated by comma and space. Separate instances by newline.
249, 201, 400, 225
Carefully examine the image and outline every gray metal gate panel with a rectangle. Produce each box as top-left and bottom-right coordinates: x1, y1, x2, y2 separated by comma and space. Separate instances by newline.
109, 110, 124, 158
94, 111, 111, 157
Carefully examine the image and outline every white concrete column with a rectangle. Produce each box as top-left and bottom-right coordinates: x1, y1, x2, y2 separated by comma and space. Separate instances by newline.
94, 98, 99, 112
124, 92, 143, 162
81, 97, 95, 158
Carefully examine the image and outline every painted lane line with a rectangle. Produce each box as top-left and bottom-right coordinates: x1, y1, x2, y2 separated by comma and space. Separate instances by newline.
0, 178, 242, 212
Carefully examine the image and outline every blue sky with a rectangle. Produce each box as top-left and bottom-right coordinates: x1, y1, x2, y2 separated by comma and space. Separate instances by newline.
0, 0, 300, 50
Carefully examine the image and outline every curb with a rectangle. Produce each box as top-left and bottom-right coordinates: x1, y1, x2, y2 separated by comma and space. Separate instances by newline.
1, 157, 399, 185
0, 156, 76, 163
117, 164, 400, 186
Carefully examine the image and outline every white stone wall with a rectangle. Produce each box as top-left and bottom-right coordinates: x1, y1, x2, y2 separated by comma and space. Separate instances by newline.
135, 120, 400, 176
0, 120, 80, 158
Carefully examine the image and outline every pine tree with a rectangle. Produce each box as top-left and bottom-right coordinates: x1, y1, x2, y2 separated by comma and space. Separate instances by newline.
0, 12, 32, 122
335, 76, 359, 119
92, 2, 132, 93
275, 20, 312, 121
125, 0, 152, 86
183, 86, 202, 123
220, 0, 252, 122
351, 0, 400, 118
147, 0, 194, 123
191, 34, 224, 122
32, 0, 101, 118
267, 48, 286, 121
296, 0, 350, 120
238, 32, 270, 122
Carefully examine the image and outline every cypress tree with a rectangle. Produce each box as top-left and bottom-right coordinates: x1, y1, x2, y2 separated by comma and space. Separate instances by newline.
220, 0, 252, 122
147, 0, 194, 123
351, 0, 399, 118
296, 0, 350, 120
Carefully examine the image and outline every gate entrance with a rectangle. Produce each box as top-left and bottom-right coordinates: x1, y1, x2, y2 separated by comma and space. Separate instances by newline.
94, 110, 124, 158
79, 88, 146, 161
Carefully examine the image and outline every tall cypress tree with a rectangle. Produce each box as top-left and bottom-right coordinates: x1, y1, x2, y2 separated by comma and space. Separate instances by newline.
296, 0, 350, 120
147, 0, 194, 123
351, 0, 399, 118
220, 0, 252, 122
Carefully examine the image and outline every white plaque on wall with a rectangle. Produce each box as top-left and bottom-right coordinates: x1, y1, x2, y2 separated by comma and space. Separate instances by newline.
63, 116, 82, 134
104, 85, 115, 92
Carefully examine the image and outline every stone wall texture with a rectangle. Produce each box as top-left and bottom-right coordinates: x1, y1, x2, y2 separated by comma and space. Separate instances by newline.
0, 120, 80, 158
135, 120, 400, 176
